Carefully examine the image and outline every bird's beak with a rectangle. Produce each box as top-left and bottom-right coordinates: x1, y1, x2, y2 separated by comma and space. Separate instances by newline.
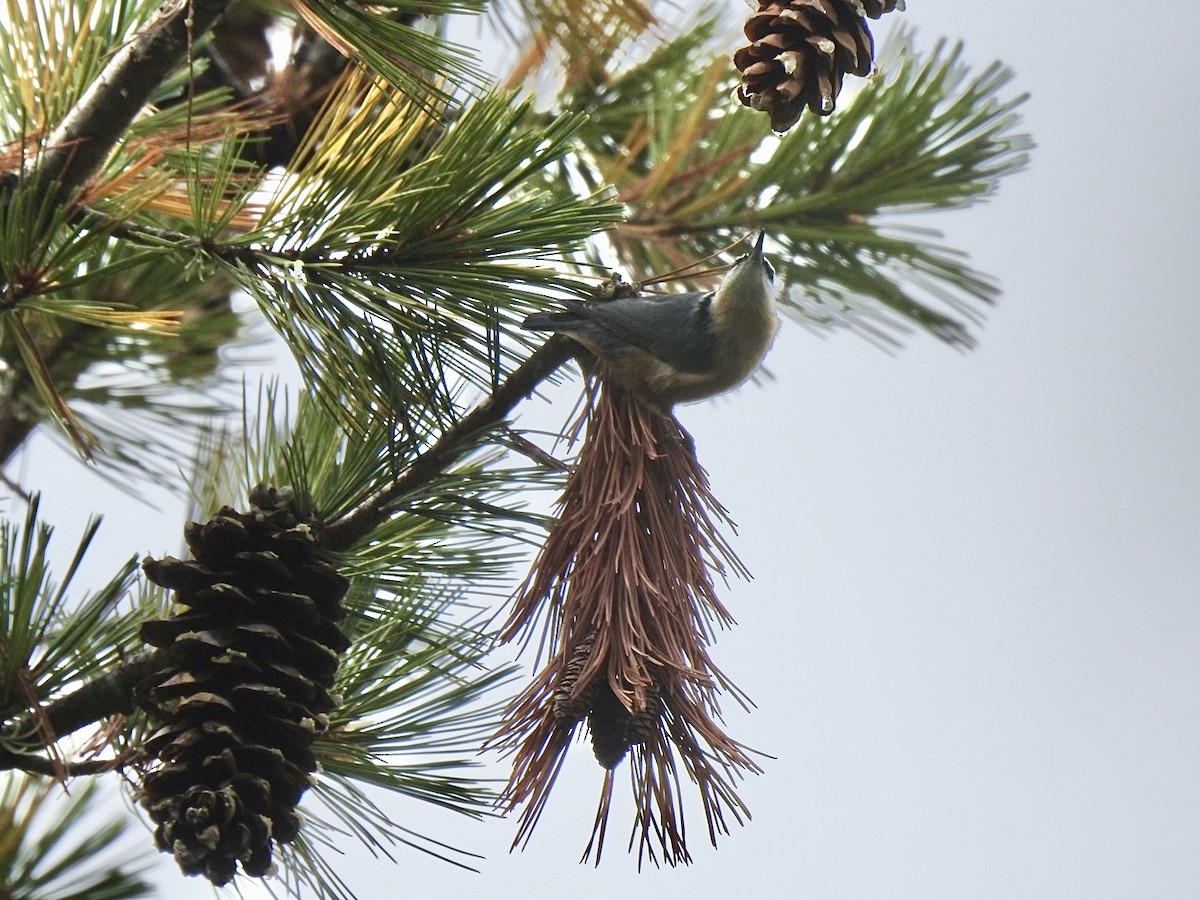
753, 230, 766, 255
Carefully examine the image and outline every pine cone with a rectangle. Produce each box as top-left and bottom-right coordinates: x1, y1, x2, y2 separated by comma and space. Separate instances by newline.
861, 0, 906, 18
734, 0, 904, 131
552, 634, 600, 727
550, 634, 666, 769
587, 677, 663, 770
624, 679, 663, 747
137, 485, 349, 886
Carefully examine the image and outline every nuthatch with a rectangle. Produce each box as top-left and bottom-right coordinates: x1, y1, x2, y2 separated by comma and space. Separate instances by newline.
524, 232, 779, 407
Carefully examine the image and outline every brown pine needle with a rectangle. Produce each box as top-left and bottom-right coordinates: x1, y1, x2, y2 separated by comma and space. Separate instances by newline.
492, 378, 762, 865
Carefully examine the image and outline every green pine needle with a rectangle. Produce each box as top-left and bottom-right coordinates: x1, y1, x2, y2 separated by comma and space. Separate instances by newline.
296, 0, 486, 105
540, 20, 1030, 348
0, 775, 153, 900
0, 497, 143, 745
230, 83, 620, 423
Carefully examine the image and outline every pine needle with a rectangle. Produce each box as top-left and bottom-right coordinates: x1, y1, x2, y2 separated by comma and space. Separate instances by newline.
493, 380, 761, 865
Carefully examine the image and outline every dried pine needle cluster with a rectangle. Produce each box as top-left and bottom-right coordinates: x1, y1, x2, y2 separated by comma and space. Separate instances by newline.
494, 380, 762, 865
734, 0, 906, 130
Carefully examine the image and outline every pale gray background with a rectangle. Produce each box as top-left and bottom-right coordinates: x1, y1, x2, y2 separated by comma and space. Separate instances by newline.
9, 1, 1198, 897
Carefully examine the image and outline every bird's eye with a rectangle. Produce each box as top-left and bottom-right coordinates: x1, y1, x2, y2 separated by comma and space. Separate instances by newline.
763, 259, 775, 283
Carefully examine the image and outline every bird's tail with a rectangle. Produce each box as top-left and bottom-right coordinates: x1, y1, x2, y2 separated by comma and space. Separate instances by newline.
522, 311, 580, 331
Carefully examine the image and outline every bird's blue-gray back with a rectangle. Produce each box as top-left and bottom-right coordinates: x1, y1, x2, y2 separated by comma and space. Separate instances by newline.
525, 292, 716, 374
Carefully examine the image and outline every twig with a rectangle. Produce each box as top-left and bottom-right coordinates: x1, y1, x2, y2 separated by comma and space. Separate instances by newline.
498, 426, 572, 472
0, 468, 33, 502
84, 209, 270, 267
0, 748, 128, 777
0, 648, 175, 747
323, 336, 577, 551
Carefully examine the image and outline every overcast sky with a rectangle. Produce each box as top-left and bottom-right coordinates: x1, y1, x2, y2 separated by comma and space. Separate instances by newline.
10, 2, 1199, 898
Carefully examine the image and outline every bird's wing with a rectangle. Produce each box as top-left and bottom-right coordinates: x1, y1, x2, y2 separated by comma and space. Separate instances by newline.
547, 292, 716, 374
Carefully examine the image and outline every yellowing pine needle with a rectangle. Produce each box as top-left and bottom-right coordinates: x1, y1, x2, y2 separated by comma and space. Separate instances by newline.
28, 302, 183, 335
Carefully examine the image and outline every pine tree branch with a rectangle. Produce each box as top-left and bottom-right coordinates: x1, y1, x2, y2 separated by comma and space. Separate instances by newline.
84, 211, 268, 266
0, 648, 177, 747
28, 0, 231, 201
0, 748, 126, 777
2, 0, 234, 466
4, 338, 575, 744
322, 336, 576, 552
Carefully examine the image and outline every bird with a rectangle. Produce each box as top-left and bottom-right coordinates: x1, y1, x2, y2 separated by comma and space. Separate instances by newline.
523, 231, 779, 408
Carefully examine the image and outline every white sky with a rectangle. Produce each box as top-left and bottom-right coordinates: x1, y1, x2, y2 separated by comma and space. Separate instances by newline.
9, 1, 1198, 898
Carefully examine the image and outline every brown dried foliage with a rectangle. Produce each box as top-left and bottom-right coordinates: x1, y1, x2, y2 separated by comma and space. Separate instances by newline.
493, 379, 762, 866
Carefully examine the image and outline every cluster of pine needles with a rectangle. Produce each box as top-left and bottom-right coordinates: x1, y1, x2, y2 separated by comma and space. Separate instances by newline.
491, 374, 763, 865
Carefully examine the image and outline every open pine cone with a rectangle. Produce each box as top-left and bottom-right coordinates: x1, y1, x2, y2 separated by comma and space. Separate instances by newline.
137, 485, 349, 885
734, 0, 905, 131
